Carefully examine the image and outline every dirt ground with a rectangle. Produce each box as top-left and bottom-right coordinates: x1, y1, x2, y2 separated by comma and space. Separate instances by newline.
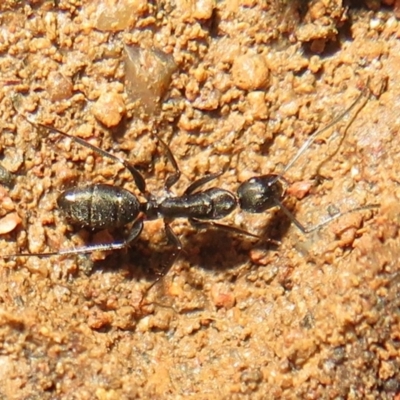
0, 0, 400, 399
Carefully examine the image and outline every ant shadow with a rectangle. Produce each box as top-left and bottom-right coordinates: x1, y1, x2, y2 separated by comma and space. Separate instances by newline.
87, 205, 294, 291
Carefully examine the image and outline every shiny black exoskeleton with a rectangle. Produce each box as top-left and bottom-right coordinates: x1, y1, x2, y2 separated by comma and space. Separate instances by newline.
58, 184, 141, 230
237, 174, 284, 214
59, 179, 238, 230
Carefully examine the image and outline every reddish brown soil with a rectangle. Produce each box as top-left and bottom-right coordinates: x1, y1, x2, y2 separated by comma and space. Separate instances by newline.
0, 1, 400, 399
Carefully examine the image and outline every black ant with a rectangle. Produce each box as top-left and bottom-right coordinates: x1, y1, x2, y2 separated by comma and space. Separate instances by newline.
4, 85, 377, 297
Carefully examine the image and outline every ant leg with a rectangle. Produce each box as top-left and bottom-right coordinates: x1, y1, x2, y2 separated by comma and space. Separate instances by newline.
3, 219, 144, 258
274, 198, 379, 234
152, 134, 225, 193
153, 133, 225, 196
153, 133, 181, 190
190, 218, 259, 239
184, 172, 224, 195
140, 222, 183, 302
189, 218, 280, 246
24, 118, 149, 196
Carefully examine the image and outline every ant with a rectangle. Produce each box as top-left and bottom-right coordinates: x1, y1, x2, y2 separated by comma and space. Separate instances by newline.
4, 85, 377, 298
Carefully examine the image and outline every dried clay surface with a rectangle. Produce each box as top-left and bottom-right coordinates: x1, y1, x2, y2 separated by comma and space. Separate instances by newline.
0, 0, 400, 399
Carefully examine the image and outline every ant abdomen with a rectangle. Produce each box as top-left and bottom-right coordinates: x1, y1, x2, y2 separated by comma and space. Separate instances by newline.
237, 175, 285, 214
58, 184, 141, 230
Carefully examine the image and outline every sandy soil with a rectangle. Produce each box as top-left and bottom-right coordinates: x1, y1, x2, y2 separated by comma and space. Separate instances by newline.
0, 0, 400, 399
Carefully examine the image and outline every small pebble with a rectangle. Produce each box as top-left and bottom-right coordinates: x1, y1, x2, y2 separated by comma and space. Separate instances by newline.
210, 283, 236, 309
92, 92, 126, 127
46, 71, 73, 102
0, 212, 21, 235
232, 54, 270, 91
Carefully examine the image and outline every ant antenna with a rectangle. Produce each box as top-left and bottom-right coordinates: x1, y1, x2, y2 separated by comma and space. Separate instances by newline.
271, 85, 371, 186
237, 82, 379, 235
273, 198, 378, 234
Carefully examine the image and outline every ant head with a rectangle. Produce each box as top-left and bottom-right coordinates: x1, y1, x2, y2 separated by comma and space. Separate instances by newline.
237, 174, 285, 214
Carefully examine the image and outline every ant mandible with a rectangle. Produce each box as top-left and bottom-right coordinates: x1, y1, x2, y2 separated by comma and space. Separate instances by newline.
4, 85, 377, 294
